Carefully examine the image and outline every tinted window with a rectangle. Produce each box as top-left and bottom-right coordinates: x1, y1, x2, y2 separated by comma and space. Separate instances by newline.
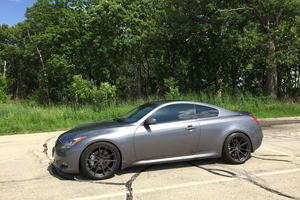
120, 103, 160, 123
196, 105, 219, 118
151, 104, 195, 124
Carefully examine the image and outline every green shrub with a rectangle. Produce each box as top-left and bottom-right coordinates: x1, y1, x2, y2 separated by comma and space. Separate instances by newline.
71, 75, 116, 105
164, 77, 180, 99
90, 82, 117, 105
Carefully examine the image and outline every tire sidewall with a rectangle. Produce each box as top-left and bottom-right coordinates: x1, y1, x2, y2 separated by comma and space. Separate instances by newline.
222, 133, 251, 164
80, 142, 121, 180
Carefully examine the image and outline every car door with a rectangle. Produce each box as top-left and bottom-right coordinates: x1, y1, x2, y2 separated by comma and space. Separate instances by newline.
134, 104, 201, 160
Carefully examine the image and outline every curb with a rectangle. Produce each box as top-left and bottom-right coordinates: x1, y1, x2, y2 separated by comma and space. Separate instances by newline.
258, 117, 300, 127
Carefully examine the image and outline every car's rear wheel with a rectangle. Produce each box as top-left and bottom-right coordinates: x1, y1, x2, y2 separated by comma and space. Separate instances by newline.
222, 133, 251, 164
80, 142, 121, 180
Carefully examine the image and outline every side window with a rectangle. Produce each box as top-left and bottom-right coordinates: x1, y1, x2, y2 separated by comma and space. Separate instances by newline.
196, 105, 219, 118
151, 104, 195, 124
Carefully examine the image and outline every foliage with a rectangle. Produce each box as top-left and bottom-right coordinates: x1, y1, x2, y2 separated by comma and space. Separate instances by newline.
164, 77, 180, 99
70, 74, 116, 105
93, 82, 117, 105
0, 74, 10, 102
1, 92, 300, 135
0, 0, 300, 103
71, 74, 92, 103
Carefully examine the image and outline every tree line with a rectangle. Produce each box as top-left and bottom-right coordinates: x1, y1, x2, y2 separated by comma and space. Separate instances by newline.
1, 0, 300, 104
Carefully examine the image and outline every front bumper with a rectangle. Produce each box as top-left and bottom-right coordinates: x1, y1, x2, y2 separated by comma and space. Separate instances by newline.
52, 146, 81, 173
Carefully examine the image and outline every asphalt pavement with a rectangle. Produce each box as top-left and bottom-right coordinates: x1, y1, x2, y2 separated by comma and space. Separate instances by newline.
0, 117, 299, 200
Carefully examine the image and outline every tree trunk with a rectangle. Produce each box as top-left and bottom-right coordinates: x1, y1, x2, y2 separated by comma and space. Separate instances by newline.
16, 70, 19, 99
75, 93, 78, 104
172, 48, 176, 78
3, 61, 6, 78
145, 52, 155, 95
242, 3, 283, 98
124, 63, 132, 98
266, 40, 277, 98
231, 61, 237, 96
216, 66, 222, 98
36, 47, 51, 105
28, 30, 50, 104
136, 46, 144, 99
137, 65, 141, 99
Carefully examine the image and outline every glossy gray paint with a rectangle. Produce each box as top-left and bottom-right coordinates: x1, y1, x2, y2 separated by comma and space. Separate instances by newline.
53, 100, 263, 173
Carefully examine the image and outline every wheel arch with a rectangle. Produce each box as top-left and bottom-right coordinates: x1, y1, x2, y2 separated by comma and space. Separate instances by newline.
78, 140, 123, 172
222, 131, 254, 153
221, 131, 253, 164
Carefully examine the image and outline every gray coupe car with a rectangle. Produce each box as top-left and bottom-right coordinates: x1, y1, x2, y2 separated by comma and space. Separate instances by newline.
53, 100, 263, 180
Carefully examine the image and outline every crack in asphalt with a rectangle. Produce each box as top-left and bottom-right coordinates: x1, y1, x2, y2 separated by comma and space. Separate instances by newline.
47, 157, 299, 199
0, 176, 50, 184
244, 173, 297, 200
49, 164, 153, 199
252, 155, 300, 167
28, 149, 41, 162
187, 161, 298, 200
44, 136, 55, 144
43, 143, 48, 154
125, 165, 153, 200
42, 136, 55, 160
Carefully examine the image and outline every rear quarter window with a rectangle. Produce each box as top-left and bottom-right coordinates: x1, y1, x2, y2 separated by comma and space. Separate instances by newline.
196, 105, 219, 118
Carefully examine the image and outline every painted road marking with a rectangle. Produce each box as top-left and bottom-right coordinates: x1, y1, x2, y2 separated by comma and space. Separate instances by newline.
261, 147, 292, 156
255, 168, 300, 177
69, 168, 300, 200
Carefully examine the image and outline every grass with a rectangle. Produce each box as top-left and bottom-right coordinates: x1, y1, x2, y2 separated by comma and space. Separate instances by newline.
1, 93, 299, 135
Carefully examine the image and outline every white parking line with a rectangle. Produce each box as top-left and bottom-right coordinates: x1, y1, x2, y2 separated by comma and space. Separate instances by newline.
261, 147, 292, 156
69, 168, 300, 200
133, 177, 236, 194
69, 192, 126, 200
255, 168, 300, 177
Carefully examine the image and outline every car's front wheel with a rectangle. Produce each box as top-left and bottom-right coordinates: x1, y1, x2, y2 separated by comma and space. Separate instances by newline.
222, 133, 251, 164
80, 142, 121, 180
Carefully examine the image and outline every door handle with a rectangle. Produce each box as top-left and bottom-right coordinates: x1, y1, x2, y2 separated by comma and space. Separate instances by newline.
185, 125, 195, 130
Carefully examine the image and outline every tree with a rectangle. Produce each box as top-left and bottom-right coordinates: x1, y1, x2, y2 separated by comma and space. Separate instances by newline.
216, 0, 300, 98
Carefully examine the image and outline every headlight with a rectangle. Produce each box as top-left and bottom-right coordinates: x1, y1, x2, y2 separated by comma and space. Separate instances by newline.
60, 136, 87, 149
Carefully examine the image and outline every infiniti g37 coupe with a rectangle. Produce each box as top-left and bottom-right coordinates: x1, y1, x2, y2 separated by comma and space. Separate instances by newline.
53, 100, 263, 180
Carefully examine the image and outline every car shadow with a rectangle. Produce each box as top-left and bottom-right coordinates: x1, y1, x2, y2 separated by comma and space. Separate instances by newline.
47, 158, 228, 181
47, 163, 78, 180
118, 158, 227, 175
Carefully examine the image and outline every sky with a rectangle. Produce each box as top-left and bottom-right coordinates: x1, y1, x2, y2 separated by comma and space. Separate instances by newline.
0, 0, 37, 27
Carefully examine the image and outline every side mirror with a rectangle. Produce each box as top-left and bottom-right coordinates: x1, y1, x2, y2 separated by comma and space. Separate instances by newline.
144, 117, 156, 125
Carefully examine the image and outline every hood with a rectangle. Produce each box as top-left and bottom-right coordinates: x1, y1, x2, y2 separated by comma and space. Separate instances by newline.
58, 120, 125, 142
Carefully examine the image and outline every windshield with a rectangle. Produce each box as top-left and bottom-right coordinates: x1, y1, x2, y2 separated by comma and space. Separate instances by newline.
119, 103, 159, 123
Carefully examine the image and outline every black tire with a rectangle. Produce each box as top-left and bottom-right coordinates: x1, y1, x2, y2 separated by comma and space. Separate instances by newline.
222, 133, 251, 164
80, 142, 121, 180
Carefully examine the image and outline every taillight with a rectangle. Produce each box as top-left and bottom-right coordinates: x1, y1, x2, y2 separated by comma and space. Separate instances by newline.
251, 116, 260, 126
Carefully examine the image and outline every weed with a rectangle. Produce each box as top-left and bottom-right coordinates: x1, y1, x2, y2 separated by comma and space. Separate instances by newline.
0, 93, 299, 135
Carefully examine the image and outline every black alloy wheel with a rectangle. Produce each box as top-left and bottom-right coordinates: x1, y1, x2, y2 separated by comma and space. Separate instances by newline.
81, 142, 121, 180
222, 133, 251, 164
